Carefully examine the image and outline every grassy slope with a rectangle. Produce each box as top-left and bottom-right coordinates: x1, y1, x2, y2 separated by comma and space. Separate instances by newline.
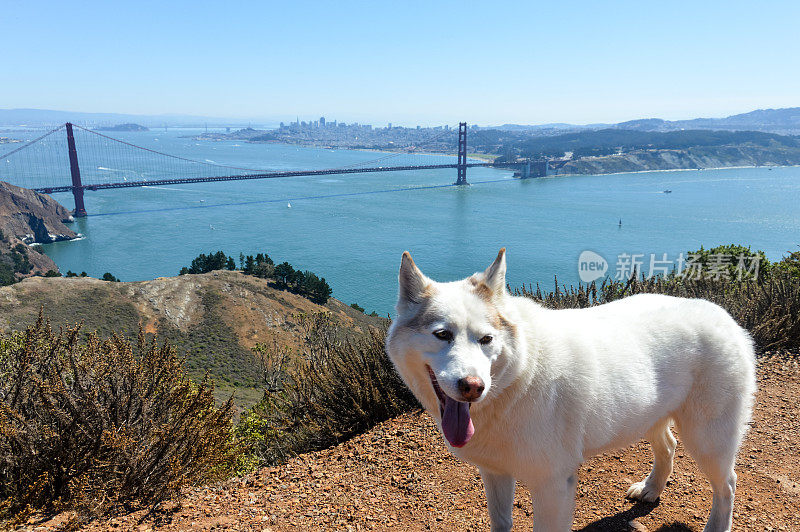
0, 270, 384, 408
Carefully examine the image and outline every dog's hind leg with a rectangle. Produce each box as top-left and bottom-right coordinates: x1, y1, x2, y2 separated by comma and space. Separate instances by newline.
676, 410, 745, 532
627, 417, 676, 502
480, 468, 515, 532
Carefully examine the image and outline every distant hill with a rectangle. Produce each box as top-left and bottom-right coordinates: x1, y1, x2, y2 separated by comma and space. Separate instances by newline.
511, 128, 800, 157
0, 270, 385, 408
667, 107, 800, 134
190, 127, 269, 141
490, 128, 800, 175
95, 123, 149, 132
0, 108, 273, 128
491, 107, 800, 136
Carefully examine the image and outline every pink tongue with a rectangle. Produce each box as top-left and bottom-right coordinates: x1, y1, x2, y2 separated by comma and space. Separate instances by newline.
442, 396, 474, 447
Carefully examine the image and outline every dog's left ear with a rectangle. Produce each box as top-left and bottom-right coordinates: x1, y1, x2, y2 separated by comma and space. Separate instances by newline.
483, 248, 507, 296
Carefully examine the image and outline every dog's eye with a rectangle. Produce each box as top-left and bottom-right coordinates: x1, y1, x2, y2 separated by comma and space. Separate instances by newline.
478, 335, 493, 345
433, 329, 453, 342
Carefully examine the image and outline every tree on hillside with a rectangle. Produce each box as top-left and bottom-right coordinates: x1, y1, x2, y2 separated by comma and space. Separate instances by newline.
252, 260, 274, 279
273, 262, 295, 289
243, 255, 256, 275
255, 253, 274, 266
180, 251, 232, 275
301, 271, 332, 304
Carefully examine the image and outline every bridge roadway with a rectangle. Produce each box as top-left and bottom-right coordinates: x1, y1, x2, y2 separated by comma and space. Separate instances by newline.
33, 162, 494, 194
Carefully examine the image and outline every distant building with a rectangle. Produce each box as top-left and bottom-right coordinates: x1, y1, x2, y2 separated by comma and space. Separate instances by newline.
320, 117, 325, 126
388, 123, 392, 129
280, 122, 285, 128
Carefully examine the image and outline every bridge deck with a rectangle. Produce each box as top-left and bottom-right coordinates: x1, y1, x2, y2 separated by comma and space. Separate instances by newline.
34, 163, 492, 193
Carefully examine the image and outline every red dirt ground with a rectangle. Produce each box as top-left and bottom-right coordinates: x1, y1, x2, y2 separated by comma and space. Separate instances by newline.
27, 354, 800, 531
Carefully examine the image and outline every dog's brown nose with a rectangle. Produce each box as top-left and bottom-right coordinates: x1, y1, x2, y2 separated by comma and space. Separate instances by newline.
457, 376, 485, 401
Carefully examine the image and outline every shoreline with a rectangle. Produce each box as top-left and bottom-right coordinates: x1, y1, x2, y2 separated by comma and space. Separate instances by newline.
194, 135, 495, 162
206, 137, 788, 175
548, 163, 800, 179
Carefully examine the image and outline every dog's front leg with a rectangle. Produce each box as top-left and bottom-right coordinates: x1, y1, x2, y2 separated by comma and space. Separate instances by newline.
480, 468, 515, 532
529, 472, 578, 532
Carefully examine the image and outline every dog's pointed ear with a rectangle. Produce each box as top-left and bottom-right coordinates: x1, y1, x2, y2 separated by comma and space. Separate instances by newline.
483, 248, 507, 295
398, 251, 430, 306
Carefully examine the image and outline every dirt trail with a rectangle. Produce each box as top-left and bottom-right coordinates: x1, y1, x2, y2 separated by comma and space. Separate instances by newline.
34, 355, 800, 531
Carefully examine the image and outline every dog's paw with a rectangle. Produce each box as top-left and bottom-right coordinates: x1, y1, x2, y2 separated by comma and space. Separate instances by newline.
626, 480, 661, 502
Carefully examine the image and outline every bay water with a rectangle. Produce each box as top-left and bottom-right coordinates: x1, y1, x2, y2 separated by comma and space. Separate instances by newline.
4, 128, 796, 315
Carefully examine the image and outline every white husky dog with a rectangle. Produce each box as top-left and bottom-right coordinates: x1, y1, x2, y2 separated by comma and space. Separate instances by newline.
386, 249, 756, 532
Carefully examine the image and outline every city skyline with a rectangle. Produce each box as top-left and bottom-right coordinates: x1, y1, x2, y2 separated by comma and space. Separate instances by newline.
2, 1, 799, 126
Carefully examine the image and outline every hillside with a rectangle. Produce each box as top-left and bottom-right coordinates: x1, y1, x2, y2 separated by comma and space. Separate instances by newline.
493, 107, 800, 136
0, 270, 385, 407
0, 181, 76, 244
95, 123, 149, 132
0, 181, 78, 281
31, 353, 798, 531
623, 107, 800, 135
486, 129, 800, 175
552, 145, 800, 175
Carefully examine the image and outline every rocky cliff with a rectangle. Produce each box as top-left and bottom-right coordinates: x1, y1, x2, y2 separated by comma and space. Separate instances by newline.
0, 181, 76, 243
0, 181, 77, 278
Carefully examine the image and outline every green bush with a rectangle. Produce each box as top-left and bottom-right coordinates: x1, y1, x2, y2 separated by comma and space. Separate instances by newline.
237, 313, 417, 467
0, 316, 236, 524
684, 244, 771, 280
180, 250, 332, 303
517, 269, 800, 351
179, 251, 233, 275
0, 245, 35, 286
775, 247, 800, 278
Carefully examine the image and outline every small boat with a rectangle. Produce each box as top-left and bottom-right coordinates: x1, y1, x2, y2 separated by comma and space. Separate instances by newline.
663, 190, 672, 194
287, 202, 292, 208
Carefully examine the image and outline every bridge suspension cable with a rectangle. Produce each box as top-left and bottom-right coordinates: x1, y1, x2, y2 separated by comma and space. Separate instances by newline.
0, 121, 491, 216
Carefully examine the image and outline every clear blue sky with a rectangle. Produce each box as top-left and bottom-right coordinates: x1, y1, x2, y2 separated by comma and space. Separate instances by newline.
2, 0, 798, 126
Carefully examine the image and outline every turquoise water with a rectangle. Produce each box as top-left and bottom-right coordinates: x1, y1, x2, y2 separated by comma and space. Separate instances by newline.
4, 129, 798, 315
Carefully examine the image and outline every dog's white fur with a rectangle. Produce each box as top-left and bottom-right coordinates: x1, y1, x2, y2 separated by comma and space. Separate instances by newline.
386, 249, 756, 532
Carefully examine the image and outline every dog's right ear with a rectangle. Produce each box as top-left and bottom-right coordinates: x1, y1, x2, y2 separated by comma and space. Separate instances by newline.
398, 251, 430, 307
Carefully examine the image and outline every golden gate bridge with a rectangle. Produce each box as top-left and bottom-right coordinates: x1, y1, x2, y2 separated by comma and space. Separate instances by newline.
0, 122, 534, 216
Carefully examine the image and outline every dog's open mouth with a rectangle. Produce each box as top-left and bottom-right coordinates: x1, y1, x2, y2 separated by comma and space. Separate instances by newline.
427, 365, 474, 448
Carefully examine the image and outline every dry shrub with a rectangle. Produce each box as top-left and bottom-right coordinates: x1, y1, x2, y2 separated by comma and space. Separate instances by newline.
516, 272, 800, 351
0, 314, 236, 523
241, 313, 417, 465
